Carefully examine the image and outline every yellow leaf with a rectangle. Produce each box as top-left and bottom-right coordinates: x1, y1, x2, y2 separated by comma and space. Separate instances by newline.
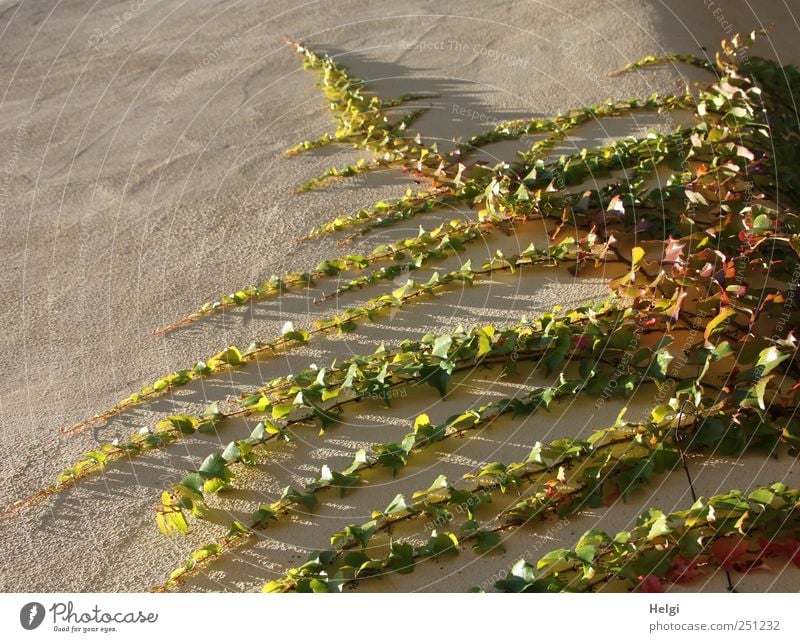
631, 246, 645, 270
704, 308, 736, 344
156, 513, 168, 536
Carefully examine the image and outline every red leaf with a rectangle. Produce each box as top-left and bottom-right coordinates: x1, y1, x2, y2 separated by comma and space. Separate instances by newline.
667, 555, 703, 585
602, 487, 621, 507
636, 575, 664, 593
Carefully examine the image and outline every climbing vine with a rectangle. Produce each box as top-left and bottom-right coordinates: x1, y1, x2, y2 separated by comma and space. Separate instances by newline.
5, 32, 800, 595
490, 483, 800, 593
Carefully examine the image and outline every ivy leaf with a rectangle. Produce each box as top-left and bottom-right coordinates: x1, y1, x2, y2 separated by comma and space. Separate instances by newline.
281, 486, 318, 510
271, 404, 294, 420
413, 474, 448, 499
252, 505, 278, 525
321, 466, 360, 495
575, 544, 596, 564
741, 375, 772, 410
316, 259, 345, 276
711, 341, 735, 361
166, 415, 197, 434
191, 543, 221, 563
221, 441, 241, 463
388, 542, 415, 574
203, 477, 230, 495
748, 488, 775, 505
313, 405, 343, 430
226, 520, 250, 537
650, 404, 673, 425
199, 453, 227, 480
646, 510, 672, 539
431, 334, 453, 359
649, 350, 674, 381
221, 346, 243, 366
243, 394, 271, 413
179, 473, 203, 495
343, 449, 368, 475
342, 550, 370, 569
248, 422, 268, 442
414, 414, 446, 443
414, 413, 431, 431
472, 531, 503, 554
754, 346, 789, 377
504, 558, 537, 583
631, 548, 674, 578
420, 363, 451, 397
477, 326, 495, 357
703, 308, 736, 346
422, 531, 459, 557
193, 361, 212, 376
282, 321, 310, 343
342, 523, 377, 548
165, 510, 189, 535
751, 213, 772, 231
631, 246, 645, 271
383, 493, 408, 517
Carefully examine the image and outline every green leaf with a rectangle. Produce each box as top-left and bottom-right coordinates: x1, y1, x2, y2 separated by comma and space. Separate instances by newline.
631, 548, 674, 578
316, 260, 345, 276
420, 364, 451, 397
477, 326, 495, 357
203, 477, 230, 494
704, 308, 736, 344
252, 505, 278, 525
646, 510, 673, 539
199, 453, 227, 480
82, 450, 107, 466
243, 394, 271, 413
383, 493, 408, 516
748, 488, 775, 505
281, 321, 310, 343
193, 361, 212, 376
575, 544, 596, 564
221, 441, 241, 462
343, 523, 377, 548
226, 520, 250, 537
249, 422, 268, 442
191, 543, 221, 562
167, 415, 197, 434
651, 404, 673, 425
422, 531, 459, 557
754, 346, 789, 377
271, 404, 294, 420
281, 486, 318, 510
313, 405, 343, 430
388, 543, 415, 574
742, 375, 771, 410
431, 334, 453, 359
472, 531, 503, 554
204, 401, 222, 419
164, 510, 189, 535
343, 449, 369, 475
414, 474, 448, 499
212, 346, 242, 366
752, 213, 772, 231
510, 559, 537, 583
179, 473, 203, 495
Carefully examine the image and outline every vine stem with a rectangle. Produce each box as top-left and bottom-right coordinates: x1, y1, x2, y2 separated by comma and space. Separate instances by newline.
58, 247, 620, 436
153, 431, 640, 592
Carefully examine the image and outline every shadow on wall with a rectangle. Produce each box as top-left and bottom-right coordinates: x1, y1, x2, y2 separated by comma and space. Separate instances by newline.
304, 45, 536, 151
